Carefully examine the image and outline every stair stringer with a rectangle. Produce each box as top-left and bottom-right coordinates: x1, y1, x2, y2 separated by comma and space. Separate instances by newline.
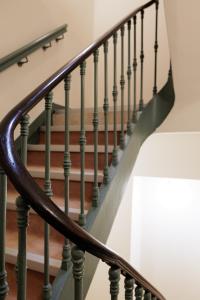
52, 74, 175, 300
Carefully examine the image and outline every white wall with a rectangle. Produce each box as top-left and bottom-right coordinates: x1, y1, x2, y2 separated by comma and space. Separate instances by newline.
86, 174, 133, 300
132, 176, 200, 300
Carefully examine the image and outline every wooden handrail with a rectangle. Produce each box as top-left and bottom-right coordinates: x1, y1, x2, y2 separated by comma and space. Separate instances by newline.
0, 1, 165, 299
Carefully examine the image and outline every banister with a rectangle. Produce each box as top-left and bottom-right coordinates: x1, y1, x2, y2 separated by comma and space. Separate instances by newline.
0, 24, 67, 72
0, 0, 166, 299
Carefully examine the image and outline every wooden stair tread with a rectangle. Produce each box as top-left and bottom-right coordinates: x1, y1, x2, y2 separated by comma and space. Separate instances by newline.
27, 144, 113, 153
27, 165, 103, 182
6, 220, 64, 260
6, 247, 60, 276
7, 190, 90, 212
41, 124, 122, 132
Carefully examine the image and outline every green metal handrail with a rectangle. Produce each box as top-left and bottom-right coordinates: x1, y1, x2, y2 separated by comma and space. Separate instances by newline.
0, 24, 67, 72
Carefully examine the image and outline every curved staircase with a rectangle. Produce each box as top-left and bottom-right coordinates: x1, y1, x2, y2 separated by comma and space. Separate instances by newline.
0, 1, 175, 299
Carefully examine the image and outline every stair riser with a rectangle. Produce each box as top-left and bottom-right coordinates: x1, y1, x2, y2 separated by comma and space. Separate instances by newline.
27, 151, 112, 169
53, 110, 128, 126
6, 263, 54, 300
8, 179, 95, 202
39, 130, 121, 145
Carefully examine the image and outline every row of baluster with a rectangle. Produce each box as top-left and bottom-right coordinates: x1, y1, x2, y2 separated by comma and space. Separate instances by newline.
0, 1, 159, 299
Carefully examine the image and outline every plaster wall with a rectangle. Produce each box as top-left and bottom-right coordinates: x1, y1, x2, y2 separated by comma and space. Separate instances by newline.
93, 0, 169, 106
86, 175, 133, 300
160, 0, 200, 132
0, 0, 94, 127
131, 176, 200, 300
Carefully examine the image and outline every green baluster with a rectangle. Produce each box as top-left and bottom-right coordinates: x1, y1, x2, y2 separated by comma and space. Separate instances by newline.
79, 62, 86, 226
72, 246, 85, 300
135, 285, 143, 300
0, 167, 8, 299
139, 9, 144, 112
120, 25, 125, 149
61, 75, 71, 271
127, 20, 132, 136
109, 266, 120, 300
103, 40, 109, 185
124, 276, 134, 300
112, 32, 118, 166
144, 290, 152, 300
132, 15, 138, 123
16, 114, 30, 300
92, 49, 99, 207
43, 92, 53, 300
153, 0, 159, 95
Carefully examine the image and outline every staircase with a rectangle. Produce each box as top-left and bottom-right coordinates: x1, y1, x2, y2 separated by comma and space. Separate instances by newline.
0, 0, 174, 299
5, 107, 128, 299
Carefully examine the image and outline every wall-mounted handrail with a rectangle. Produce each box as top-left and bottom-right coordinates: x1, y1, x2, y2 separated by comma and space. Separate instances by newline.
0, 24, 67, 72
0, 0, 166, 299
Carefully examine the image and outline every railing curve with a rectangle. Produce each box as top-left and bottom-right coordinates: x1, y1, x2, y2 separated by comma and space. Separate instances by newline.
0, 0, 165, 299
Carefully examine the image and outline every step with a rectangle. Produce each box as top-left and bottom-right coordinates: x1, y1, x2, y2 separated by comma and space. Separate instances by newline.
53, 107, 128, 126
6, 210, 64, 259
6, 248, 57, 299
7, 166, 101, 204
7, 190, 89, 220
27, 144, 113, 169
39, 124, 122, 145
6, 247, 60, 276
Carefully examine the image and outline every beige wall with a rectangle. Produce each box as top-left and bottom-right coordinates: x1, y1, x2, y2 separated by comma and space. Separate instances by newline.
0, 0, 94, 125
1, 0, 169, 131
159, 0, 200, 132
93, 0, 169, 106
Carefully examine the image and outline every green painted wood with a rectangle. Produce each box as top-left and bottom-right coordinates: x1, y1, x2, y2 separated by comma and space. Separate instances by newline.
132, 15, 138, 123
124, 276, 134, 300
144, 290, 152, 299
109, 266, 120, 300
120, 25, 125, 149
112, 32, 118, 166
52, 73, 174, 300
43, 92, 53, 299
79, 62, 87, 226
0, 25, 67, 72
135, 286, 143, 300
127, 20, 132, 136
72, 246, 85, 300
0, 167, 9, 299
61, 75, 72, 271
153, 1, 159, 95
92, 49, 100, 207
16, 114, 30, 300
139, 10, 144, 111
103, 41, 110, 185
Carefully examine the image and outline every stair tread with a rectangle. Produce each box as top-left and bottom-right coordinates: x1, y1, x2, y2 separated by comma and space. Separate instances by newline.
27, 143, 113, 153
7, 190, 90, 212
6, 247, 60, 276
41, 124, 122, 132
27, 165, 103, 182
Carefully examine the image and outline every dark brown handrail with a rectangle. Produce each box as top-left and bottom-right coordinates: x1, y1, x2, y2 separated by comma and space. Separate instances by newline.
0, 0, 165, 299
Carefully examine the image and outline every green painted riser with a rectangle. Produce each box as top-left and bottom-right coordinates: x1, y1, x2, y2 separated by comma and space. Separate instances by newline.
52, 75, 175, 300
